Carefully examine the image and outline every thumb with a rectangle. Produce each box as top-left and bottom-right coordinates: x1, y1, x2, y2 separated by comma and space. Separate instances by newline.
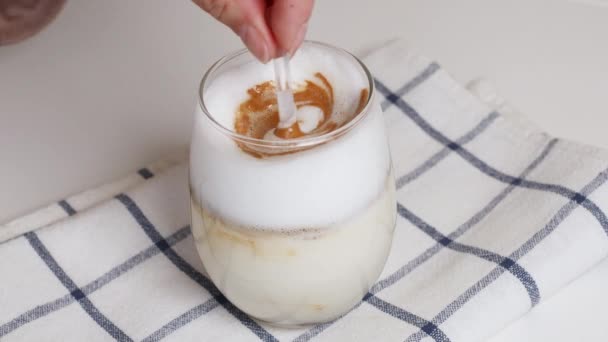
194, 0, 277, 62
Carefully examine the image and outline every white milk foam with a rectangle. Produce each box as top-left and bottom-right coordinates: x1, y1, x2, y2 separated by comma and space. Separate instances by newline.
191, 43, 391, 229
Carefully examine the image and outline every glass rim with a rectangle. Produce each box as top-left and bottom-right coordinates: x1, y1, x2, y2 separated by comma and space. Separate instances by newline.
197, 40, 376, 148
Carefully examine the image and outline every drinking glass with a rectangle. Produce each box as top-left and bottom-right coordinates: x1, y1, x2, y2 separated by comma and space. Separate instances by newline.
190, 41, 396, 326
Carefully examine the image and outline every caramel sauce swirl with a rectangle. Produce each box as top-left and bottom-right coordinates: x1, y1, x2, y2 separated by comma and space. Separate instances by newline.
234, 72, 368, 158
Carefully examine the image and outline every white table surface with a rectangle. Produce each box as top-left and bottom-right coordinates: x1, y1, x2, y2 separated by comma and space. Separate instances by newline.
1, 0, 607, 340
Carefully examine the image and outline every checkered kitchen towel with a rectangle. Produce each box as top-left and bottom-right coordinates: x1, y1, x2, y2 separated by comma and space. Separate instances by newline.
3, 40, 608, 342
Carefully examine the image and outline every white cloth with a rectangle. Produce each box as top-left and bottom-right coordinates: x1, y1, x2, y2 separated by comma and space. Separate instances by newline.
2, 40, 608, 342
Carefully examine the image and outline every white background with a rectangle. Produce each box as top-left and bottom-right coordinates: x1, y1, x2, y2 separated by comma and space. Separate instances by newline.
1, 0, 607, 340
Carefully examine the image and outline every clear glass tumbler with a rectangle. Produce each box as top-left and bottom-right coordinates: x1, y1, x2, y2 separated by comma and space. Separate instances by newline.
190, 41, 396, 326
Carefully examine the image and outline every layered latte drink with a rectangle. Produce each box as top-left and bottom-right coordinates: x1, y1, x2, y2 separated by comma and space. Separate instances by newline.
190, 42, 396, 326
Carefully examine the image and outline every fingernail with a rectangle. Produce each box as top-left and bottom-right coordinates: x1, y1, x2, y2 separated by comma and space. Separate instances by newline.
289, 23, 308, 56
239, 25, 270, 63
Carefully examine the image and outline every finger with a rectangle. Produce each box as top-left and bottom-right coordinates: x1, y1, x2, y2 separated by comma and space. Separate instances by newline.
267, 0, 314, 56
193, 0, 277, 62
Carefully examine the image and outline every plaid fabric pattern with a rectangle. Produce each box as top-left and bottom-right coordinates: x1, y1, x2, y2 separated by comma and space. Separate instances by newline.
2, 41, 608, 341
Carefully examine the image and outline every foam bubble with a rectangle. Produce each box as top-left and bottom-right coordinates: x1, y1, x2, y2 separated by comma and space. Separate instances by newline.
296, 106, 323, 133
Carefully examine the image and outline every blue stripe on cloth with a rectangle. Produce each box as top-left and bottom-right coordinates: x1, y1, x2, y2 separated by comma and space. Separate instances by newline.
397, 203, 540, 306
365, 141, 556, 307
0, 226, 192, 338
141, 298, 221, 342
405, 168, 608, 342
375, 78, 608, 236
58, 200, 76, 216
138, 168, 154, 179
115, 194, 279, 342
24, 232, 132, 341
365, 294, 450, 342
0, 294, 73, 337
380, 62, 441, 111
396, 111, 499, 189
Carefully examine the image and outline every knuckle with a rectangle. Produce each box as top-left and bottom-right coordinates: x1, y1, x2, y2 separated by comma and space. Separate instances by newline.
197, 0, 229, 20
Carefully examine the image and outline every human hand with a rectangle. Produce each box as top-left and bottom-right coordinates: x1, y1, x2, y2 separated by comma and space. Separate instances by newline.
193, 0, 314, 63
